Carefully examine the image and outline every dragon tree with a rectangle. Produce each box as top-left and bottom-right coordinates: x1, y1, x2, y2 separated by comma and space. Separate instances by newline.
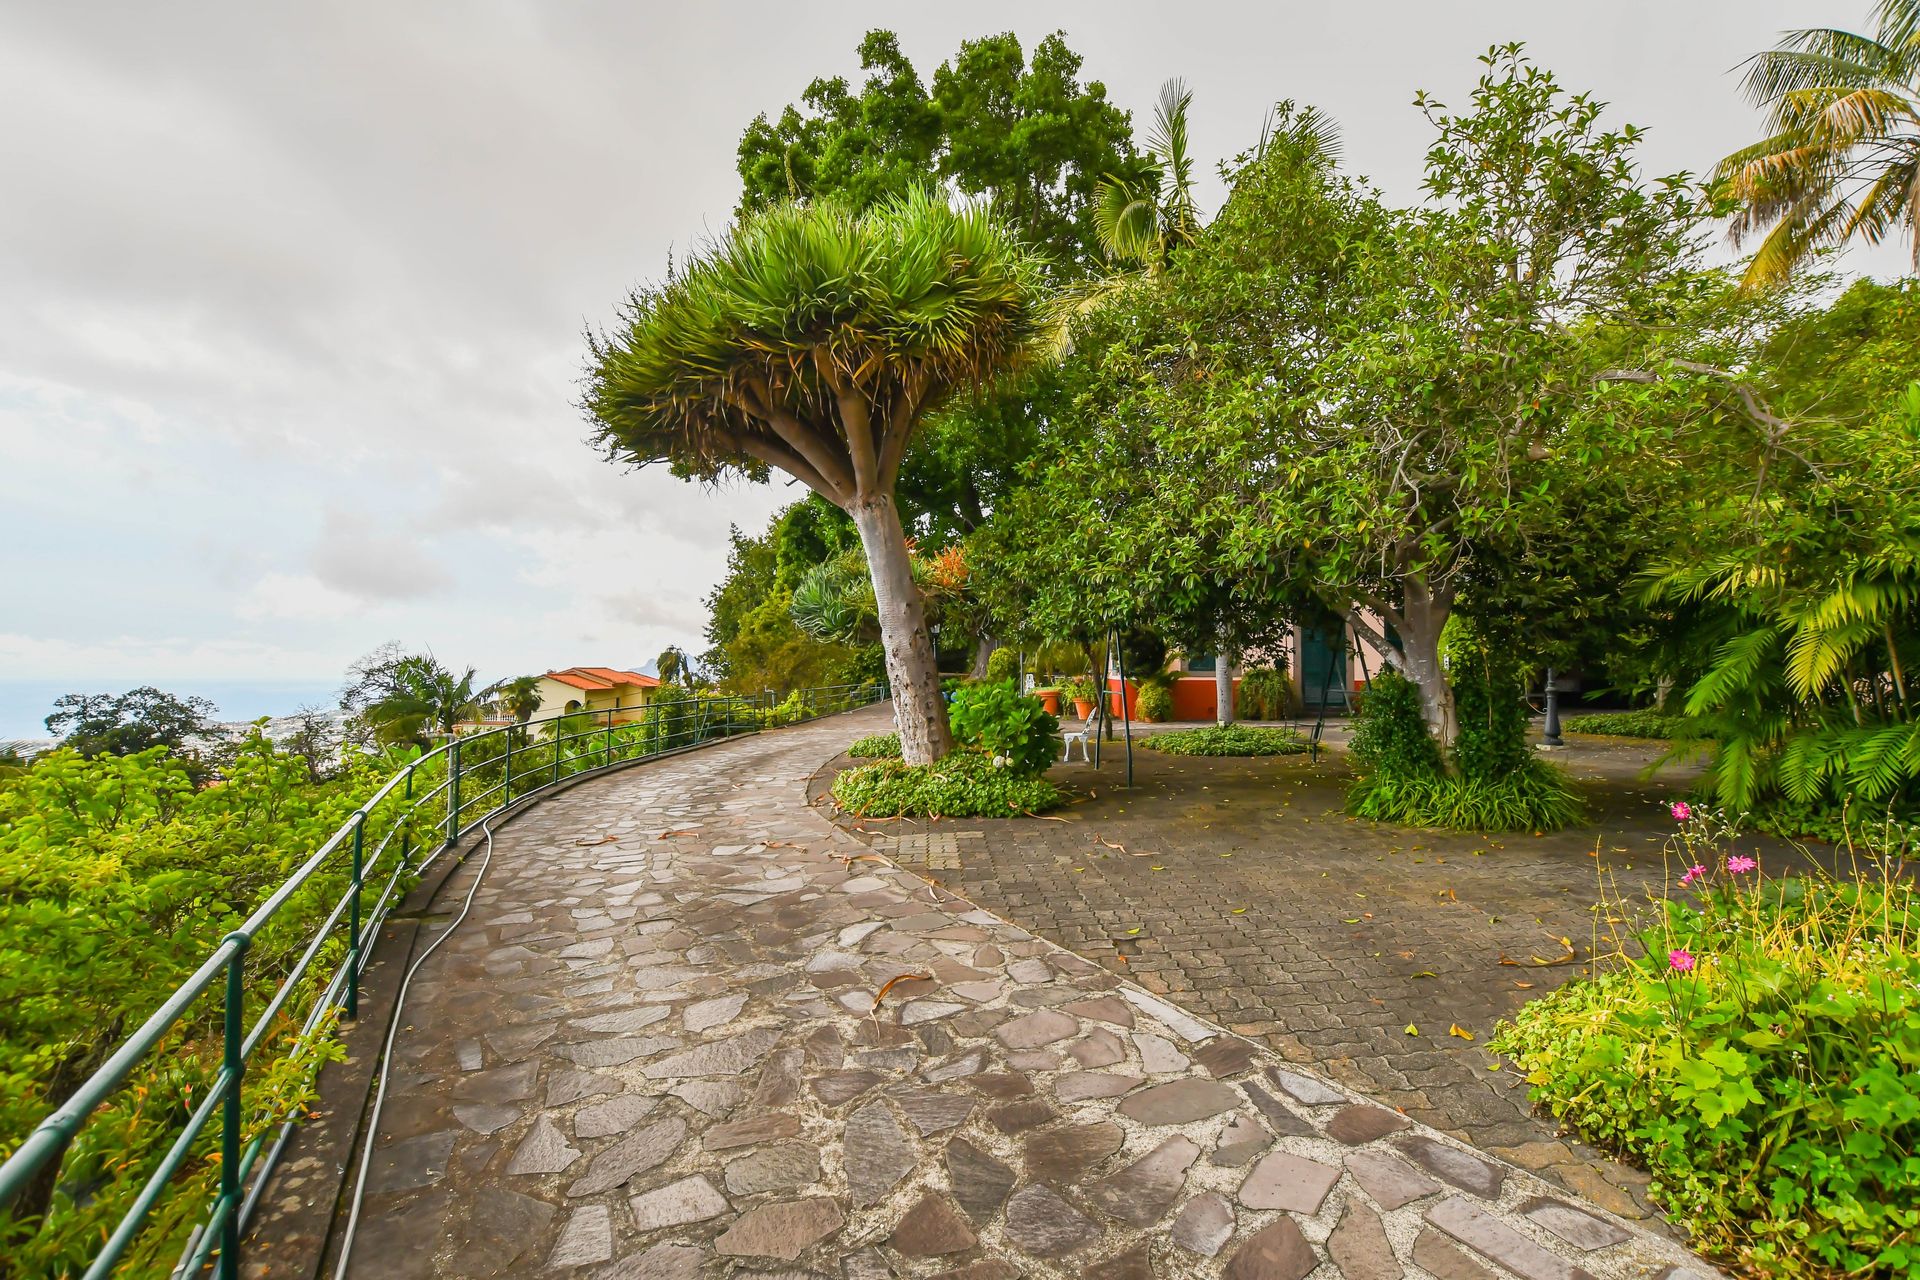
583, 190, 1049, 763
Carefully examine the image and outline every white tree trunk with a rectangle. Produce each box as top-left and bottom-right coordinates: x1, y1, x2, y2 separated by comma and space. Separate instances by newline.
850, 496, 952, 765
1215, 626, 1235, 726
1398, 575, 1456, 747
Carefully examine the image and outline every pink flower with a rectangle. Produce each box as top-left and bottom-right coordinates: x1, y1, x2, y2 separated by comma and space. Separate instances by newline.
1726, 855, 1757, 874
1669, 948, 1695, 972
1679, 864, 1707, 886
1669, 801, 1693, 822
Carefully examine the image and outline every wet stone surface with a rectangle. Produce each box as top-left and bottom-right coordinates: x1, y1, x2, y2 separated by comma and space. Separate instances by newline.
325, 707, 1715, 1277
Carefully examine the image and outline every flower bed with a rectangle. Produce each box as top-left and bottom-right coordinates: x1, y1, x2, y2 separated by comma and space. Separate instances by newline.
1491, 805, 1920, 1276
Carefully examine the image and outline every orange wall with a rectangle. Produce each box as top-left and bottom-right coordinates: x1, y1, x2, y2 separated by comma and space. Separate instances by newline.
1106, 676, 1236, 722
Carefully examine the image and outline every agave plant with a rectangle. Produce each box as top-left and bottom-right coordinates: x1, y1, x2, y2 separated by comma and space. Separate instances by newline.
1715, 0, 1920, 287
583, 190, 1049, 763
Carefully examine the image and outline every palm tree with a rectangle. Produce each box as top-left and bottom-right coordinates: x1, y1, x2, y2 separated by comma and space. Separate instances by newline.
1093, 79, 1203, 270
584, 190, 1048, 764
363, 659, 481, 746
495, 675, 544, 724
1716, 1, 1920, 287
654, 646, 688, 688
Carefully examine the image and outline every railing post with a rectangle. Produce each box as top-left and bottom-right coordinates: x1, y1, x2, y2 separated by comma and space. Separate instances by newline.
217, 934, 249, 1280
400, 764, 414, 867
347, 813, 364, 1020
604, 709, 614, 768
504, 728, 514, 808
445, 739, 461, 850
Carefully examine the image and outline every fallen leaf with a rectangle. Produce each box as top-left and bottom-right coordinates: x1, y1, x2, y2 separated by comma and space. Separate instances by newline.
1513, 981, 1534, 989
1343, 918, 1361, 924
870, 972, 932, 1011
1232, 907, 1247, 914
1449, 1024, 1475, 1041
1404, 1024, 1419, 1036
1412, 970, 1437, 978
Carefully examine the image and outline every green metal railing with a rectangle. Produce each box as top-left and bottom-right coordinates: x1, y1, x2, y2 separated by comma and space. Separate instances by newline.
0, 681, 885, 1278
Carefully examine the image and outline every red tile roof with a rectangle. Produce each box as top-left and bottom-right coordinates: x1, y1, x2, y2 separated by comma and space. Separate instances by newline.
544, 666, 659, 691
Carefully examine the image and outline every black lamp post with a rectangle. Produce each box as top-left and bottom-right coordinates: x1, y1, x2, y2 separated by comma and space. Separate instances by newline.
1542, 666, 1564, 748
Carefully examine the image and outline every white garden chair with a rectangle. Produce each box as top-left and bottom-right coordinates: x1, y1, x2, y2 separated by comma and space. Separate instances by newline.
1061, 705, 1097, 762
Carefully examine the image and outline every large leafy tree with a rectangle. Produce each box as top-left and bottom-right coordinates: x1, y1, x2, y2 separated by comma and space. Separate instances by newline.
1715, 0, 1920, 288
738, 30, 1144, 280
44, 687, 218, 761
583, 192, 1049, 763
339, 646, 480, 748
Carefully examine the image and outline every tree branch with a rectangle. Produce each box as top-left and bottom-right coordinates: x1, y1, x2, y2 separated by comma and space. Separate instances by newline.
734, 378, 859, 499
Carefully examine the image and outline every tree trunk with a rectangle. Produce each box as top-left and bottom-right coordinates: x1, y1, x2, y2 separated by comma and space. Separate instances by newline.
971, 636, 997, 679
1215, 626, 1236, 726
1398, 575, 1456, 746
849, 496, 952, 765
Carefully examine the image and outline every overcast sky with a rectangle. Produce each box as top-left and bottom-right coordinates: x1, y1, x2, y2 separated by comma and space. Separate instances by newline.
0, 0, 1891, 725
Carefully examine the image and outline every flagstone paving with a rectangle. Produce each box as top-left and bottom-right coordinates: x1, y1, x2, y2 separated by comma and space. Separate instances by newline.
331, 706, 1714, 1277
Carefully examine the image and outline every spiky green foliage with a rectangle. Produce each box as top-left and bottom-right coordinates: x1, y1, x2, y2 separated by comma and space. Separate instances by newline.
584, 190, 1051, 505
1347, 761, 1583, 833
1236, 666, 1292, 720
1716, 0, 1920, 287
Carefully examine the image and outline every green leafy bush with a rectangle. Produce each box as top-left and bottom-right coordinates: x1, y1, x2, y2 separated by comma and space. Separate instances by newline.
1491, 811, 1920, 1276
1135, 681, 1175, 723
0, 736, 442, 1274
1347, 669, 1444, 777
1346, 667, 1581, 832
947, 680, 1059, 776
846, 732, 901, 758
831, 751, 1064, 817
1564, 709, 1686, 739
1237, 665, 1292, 719
1144, 725, 1309, 756
984, 646, 1022, 684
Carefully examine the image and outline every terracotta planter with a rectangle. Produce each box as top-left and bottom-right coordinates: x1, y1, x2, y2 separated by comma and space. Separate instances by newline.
1072, 698, 1095, 719
1037, 690, 1061, 714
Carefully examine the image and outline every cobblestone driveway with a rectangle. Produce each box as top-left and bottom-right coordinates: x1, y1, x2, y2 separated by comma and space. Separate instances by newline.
320, 707, 1712, 1277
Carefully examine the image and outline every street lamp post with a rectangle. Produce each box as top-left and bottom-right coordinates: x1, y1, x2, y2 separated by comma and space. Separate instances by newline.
1542, 666, 1564, 748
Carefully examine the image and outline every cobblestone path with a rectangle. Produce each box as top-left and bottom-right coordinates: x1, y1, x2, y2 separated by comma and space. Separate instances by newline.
334, 706, 1711, 1278
824, 729, 1793, 1228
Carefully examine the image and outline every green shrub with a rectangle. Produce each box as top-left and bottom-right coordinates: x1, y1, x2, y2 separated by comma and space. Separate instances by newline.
1347, 758, 1583, 831
947, 680, 1059, 776
0, 736, 443, 1274
1237, 665, 1292, 720
1135, 681, 1175, 723
1060, 676, 1097, 708
1491, 811, 1920, 1276
1563, 709, 1687, 739
831, 751, 1064, 817
1346, 666, 1581, 831
1449, 631, 1532, 783
846, 732, 901, 758
1347, 669, 1444, 777
984, 647, 1022, 684
1143, 725, 1309, 756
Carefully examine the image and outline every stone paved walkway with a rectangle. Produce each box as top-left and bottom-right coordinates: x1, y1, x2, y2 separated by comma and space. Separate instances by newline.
821, 724, 1809, 1230
331, 707, 1712, 1278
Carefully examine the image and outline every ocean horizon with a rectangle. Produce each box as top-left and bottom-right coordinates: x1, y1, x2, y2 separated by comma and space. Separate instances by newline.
0, 678, 342, 742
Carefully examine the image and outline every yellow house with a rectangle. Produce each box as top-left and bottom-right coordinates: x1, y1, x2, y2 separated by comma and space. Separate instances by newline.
531, 667, 661, 724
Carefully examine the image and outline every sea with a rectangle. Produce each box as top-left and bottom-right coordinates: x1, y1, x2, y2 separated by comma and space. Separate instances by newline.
0, 679, 342, 745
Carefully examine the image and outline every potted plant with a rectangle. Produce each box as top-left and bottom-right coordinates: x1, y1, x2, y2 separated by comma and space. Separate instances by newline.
1034, 686, 1062, 715
1063, 676, 1096, 719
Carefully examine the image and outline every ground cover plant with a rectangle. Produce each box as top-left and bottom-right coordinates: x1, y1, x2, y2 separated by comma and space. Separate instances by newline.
1564, 709, 1687, 739
846, 732, 901, 758
1142, 725, 1308, 756
830, 751, 1063, 817
1492, 808, 1920, 1276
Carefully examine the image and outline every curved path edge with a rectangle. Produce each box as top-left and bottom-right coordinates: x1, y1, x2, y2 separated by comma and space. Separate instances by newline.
315, 705, 1717, 1279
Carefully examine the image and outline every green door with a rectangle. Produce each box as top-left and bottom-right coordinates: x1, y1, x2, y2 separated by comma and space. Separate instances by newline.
1300, 627, 1348, 709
